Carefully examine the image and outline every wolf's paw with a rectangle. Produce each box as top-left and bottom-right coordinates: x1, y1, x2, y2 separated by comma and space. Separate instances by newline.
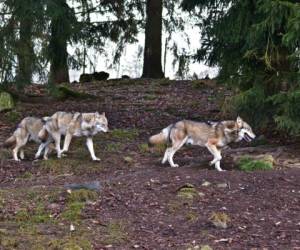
59, 150, 68, 157
93, 157, 101, 162
171, 164, 179, 168
32, 159, 40, 165
209, 160, 214, 166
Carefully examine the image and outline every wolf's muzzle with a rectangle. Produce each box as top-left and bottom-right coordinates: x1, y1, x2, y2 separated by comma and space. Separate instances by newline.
244, 133, 254, 142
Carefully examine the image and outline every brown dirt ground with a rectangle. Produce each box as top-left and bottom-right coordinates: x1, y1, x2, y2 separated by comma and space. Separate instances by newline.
0, 79, 299, 250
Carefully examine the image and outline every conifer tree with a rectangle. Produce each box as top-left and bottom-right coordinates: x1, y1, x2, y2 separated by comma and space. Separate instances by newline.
182, 0, 300, 134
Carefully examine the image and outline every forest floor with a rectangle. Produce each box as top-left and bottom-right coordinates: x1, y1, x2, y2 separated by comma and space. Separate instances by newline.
0, 79, 299, 250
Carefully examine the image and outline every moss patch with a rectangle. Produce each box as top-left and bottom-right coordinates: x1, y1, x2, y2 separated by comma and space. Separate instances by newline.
109, 129, 139, 141
0, 91, 14, 112
4, 110, 21, 123
50, 85, 93, 100
238, 156, 273, 172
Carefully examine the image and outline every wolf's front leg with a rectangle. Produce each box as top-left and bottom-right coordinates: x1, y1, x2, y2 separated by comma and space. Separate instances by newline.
35, 142, 47, 159
20, 149, 25, 160
162, 148, 171, 164
61, 132, 72, 154
12, 147, 20, 161
52, 132, 63, 158
43, 142, 53, 160
37, 138, 53, 160
86, 137, 100, 161
214, 160, 225, 172
167, 139, 187, 168
205, 142, 224, 171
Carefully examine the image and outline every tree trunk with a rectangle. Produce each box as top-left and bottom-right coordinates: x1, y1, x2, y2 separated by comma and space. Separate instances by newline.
49, 0, 70, 84
142, 0, 164, 78
16, 18, 34, 87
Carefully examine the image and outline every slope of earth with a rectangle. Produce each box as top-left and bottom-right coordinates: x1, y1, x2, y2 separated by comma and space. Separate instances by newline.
0, 79, 299, 250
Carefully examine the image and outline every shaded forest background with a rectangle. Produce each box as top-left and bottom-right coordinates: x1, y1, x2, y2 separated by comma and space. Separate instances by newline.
0, 0, 300, 136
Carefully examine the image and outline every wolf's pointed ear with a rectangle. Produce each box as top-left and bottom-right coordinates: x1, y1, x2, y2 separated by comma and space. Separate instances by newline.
236, 116, 243, 128
95, 112, 100, 117
102, 112, 105, 116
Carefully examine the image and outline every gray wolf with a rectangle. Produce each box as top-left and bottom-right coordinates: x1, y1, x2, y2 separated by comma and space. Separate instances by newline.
3, 117, 53, 161
149, 117, 256, 171
39, 111, 108, 161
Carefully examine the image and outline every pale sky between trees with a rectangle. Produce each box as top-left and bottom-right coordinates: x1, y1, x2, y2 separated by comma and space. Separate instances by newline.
69, 1, 219, 81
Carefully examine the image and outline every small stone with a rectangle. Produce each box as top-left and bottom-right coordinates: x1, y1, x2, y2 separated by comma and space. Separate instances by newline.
212, 221, 228, 229
217, 183, 228, 188
70, 223, 75, 231
65, 181, 101, 191
124, 156, 133, 163
0, 229, 8, 234
198, 192, 205, 197
47, 203, 60, 210
202, 181, 211, 187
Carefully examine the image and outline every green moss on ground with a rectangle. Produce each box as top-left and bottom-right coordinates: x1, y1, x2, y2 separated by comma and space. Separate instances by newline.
238, 156, 273, 171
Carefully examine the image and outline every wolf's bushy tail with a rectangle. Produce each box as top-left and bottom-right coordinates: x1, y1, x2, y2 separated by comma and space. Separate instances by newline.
3, 135, 16, 148
148, 125, 172, 146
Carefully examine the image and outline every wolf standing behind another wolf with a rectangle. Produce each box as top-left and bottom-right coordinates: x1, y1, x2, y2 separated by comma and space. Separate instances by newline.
149, 117, 256, 171
3, 117, 53, 161
39, 111, 108, 161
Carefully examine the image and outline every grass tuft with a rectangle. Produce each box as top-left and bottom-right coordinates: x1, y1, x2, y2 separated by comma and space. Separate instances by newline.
209, 212, 231, 229
192, 80, 205, 89
4, 110, 21, 123
177, 184, 199, 200
104, 220, 128, 245
61, 202, 85, 222
0, 148, 11, 161
49, 237, 93, 250
15, 205, 51, 224
67, 189, 98, 203
105, 142, 123, 152
138, 143, 150, 154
